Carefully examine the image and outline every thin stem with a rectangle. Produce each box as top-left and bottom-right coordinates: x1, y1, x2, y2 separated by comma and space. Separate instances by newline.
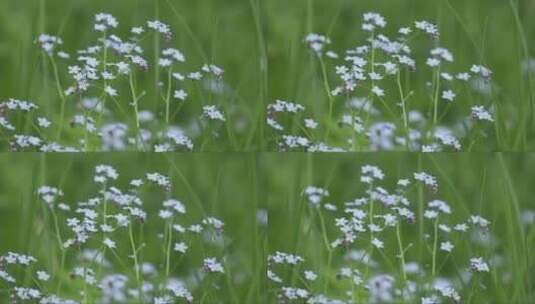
396, 221, 407, 282
165, 219, 173, 277
432, 66, 441, 125
316, 207, 332, 294
397, 70, 409, 136
165, 68, 173, 124
318, 55, 334, 141
128, 221, 143, 301
431, 217, 439, 277
49, 55, 67, 141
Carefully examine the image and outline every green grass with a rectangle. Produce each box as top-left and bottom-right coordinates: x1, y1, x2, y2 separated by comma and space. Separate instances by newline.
0, 154, 534, 302
0, 0, 534, 151
0, 154, 266, 303
265, 153, 535, 303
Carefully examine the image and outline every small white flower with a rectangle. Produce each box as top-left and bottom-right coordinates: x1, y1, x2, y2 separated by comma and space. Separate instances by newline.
304, 270, 317, 281
36, 271, 50, 281
159, 210, 173, 219
470, 257, 490, 272
174, 242, 188, 253
440, 241, 454, 252
174, 90, 188, 101
441, 90, 456, 102
371, 86, 384, 97
37, 117, 51, 128
203, 257, 224, 273
103, 238, 116, 249
371, 238, 384, 249
304, 118, 318, 129
104, 86, 117, 97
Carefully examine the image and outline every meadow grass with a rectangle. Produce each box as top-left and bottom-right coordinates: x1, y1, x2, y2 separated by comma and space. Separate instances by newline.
0, 0, 534, 151
0, 154, 266, 303
265, 153, 535, 303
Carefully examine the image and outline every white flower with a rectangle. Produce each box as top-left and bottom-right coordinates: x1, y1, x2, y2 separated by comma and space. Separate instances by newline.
371, 238, 384, 249
471, 105, 494, 122
441, 90, 456, 102
103, 238, 116, 249
131, 27, 144, 35
159, 209, 173, 219
203, 257, 224, 273
104, 86, 117, 97
36, 271, 50, 281
174, 90, 188, 101
440, 241, 454, 252
304, 270, 317, 281
174, 242, 188, 253
470, 257, 490, 272
304, 118, 318, 129
37, 117, 51, 128
371, 86, 385, 97
202, 105, 226, 121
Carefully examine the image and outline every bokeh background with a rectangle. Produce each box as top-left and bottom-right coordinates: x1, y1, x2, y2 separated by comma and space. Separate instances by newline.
0, 0, 265, 150
1, 0, 534, 150
264, 153, 535, 302
0, 153, 267, 302
265, 0, 535, 150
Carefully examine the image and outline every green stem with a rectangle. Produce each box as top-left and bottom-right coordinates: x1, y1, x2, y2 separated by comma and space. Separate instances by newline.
128, 221, 143, 301
165, 219, 173, 277
165, 68, 172, 124
49, 55, 67, 141
396, 221, 407, 282
431, 217, 439, 277
432, 66, 441, 125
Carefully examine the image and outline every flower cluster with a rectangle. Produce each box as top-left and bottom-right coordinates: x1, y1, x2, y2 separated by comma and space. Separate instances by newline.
1, 13, 231, 152
268, 165, 502, 303
269, 12, 496, 151
1, 165, 229, 303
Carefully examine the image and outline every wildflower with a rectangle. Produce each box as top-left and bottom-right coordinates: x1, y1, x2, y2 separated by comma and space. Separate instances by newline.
268, 269, 283, 283
305, 33, 331, 55
363, 12, 387, 31
131, 26, 144, 35
372, 86, 385, 97
281, 287, 309, 300
173, 90, 188, 101
104, 85, 117, 97
415, 20, 439, 37
147, 20, 172, 37
203, 257, 224, 273
440, 241, 454, 252
159, 210, 173, 219
441, 90, 456, 101
304, 270, 318, 281
94, 13, 118, 32
470, 257, 490, 272
304, 118, 318, 129
471, 105, 494, 122
103, 238, 116, 249
303, 186, 329, 205
36, 270, 51, 281
174, 242, 188, 253
202, 105, 226, 121
163, 199, 186, 214
37, 117, 51, 128
371, 238, 384, 249
37, 34, 63, 55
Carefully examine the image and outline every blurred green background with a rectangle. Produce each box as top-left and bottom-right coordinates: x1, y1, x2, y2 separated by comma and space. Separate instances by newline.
0, 0, 265, 150
0, 153, 534, 302
1, 0, 534, 150
0, 153, 266, 302
265, 0, 535, 150
264, 153, 535, 302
